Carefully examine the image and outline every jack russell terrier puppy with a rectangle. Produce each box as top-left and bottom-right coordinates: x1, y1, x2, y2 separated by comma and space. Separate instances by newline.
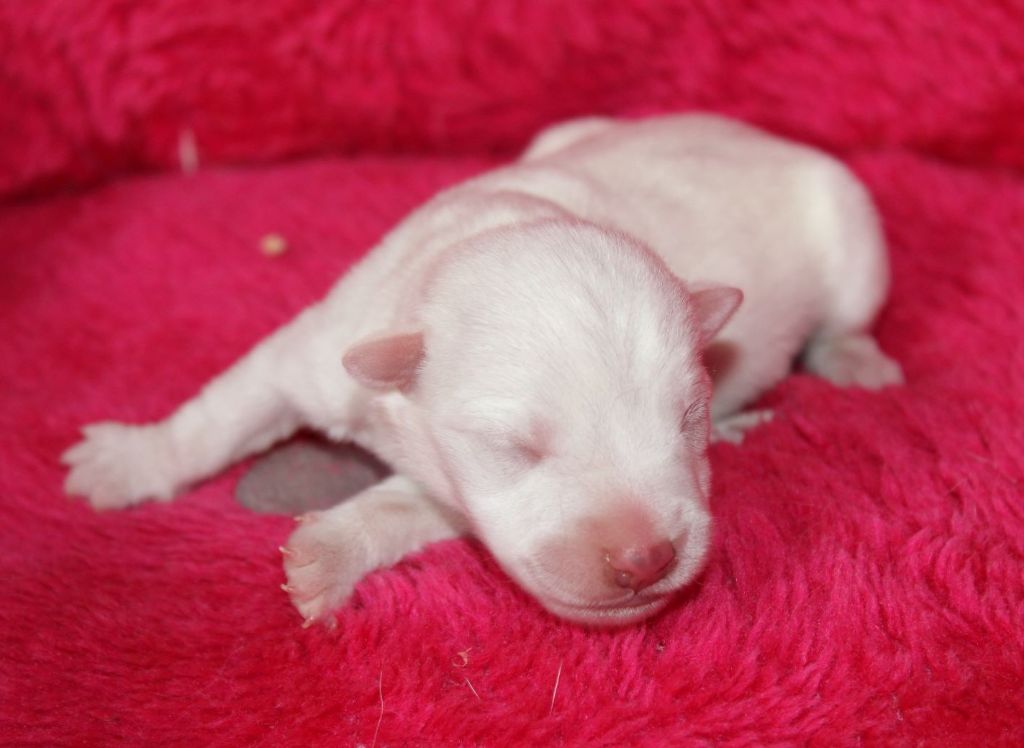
64, 114, 903, 626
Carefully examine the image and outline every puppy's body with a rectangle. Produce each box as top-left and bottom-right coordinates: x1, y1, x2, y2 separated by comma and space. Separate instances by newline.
64, 114, 901, 625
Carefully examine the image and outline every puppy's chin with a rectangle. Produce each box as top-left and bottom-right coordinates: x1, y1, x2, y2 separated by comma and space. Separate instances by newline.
538, 594, 672, 627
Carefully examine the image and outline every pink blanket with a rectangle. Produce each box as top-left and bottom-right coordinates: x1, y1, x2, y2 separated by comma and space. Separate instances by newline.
3, 1, 1023, 744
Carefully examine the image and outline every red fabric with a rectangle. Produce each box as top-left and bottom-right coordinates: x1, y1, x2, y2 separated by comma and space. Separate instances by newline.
3, 2, 1024, 745
5, 0, 1024, 200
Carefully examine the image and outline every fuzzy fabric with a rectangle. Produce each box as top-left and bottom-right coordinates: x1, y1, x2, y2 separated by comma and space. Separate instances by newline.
2, 1, 1024, 745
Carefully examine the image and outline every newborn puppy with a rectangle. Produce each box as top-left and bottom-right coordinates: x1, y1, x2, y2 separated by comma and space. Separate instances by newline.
63, 114, 902, 626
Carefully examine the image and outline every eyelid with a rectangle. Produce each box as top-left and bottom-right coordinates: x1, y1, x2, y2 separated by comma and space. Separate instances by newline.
452, 414, 551, 464
508, 436, 546, 464
681, 400, 709, 430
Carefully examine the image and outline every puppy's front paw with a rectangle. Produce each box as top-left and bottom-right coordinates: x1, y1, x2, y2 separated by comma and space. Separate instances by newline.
281, 512, 370, 627
62, 422, 178, 510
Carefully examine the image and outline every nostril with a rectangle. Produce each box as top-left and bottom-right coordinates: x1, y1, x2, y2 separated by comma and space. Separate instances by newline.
613, 569, 635, 588
607, 540, 676, 591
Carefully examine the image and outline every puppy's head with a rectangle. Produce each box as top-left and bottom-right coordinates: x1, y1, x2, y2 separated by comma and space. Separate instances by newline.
344, 221, 740, 625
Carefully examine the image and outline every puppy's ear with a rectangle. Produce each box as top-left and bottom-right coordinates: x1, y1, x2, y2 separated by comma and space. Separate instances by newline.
343, 331, 425, 390
690, 285, 743, 345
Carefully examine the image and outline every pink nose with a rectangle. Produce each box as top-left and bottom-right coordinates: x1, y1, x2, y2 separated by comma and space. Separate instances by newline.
606, 540, 676, 591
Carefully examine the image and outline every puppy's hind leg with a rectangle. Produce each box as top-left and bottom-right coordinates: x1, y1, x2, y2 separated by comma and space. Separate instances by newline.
803, 334, 903, 389
711, 409, 774, 445
800, 162, 903, 390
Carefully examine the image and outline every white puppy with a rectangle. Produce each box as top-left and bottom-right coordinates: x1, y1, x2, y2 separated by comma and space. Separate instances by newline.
64, 114, 902, 626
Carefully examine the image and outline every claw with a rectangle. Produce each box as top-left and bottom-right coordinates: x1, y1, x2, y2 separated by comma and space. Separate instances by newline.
302, 616, 316, 629
281, 583, 295, 593
278, 545, 293, 556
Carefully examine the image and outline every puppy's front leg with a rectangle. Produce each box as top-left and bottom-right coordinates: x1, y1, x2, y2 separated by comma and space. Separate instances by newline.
281, 475, 466, 626
63, 306, 331, 510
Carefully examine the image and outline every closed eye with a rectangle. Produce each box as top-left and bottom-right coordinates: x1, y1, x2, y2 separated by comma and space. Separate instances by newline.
509, 438, 546, 465
485, 426, 550, 467
452, 412, 553, 473
680, 400, 710, 444
469, 432, 548, 484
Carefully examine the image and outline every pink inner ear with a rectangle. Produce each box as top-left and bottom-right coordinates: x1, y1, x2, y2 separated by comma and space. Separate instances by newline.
691, 286, 743, 345
342, 331, 425, 390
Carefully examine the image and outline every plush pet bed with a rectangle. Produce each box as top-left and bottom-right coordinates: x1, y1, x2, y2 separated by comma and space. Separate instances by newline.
2, 1, 1023, 744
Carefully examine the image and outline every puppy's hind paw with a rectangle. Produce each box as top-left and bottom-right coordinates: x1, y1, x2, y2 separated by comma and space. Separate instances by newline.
804, 334, 904, 390
711, 409, 774, 444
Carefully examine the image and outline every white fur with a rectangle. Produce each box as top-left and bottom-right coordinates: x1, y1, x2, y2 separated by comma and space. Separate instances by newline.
63, 114, 902, 625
